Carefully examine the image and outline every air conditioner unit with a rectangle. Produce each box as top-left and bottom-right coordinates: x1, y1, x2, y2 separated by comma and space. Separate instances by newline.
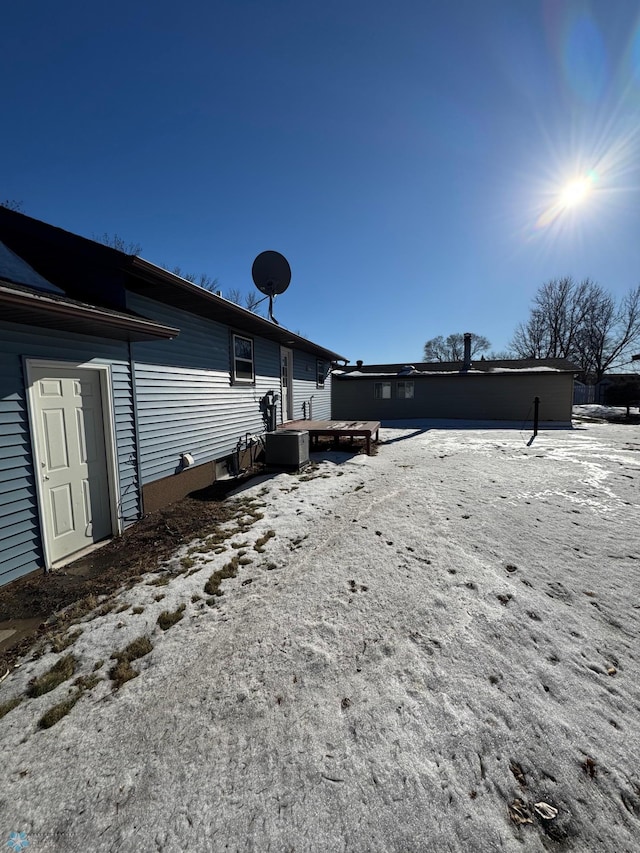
265, 430, 310, 469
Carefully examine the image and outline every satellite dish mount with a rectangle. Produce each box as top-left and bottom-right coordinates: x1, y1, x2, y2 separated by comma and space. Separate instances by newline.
251, 251, 291, 324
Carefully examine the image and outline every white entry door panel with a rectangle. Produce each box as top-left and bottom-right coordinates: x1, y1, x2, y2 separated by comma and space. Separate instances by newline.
31, 366, 112, 564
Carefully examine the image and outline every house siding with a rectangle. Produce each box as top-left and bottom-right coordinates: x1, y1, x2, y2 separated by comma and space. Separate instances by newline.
128, 294, 282, 483
0, 321, 138, 585
291, 352, 332, 420
332, 373, 574, 422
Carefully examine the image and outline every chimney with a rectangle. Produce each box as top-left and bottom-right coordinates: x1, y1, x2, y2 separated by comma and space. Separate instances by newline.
463, 333, 472, 369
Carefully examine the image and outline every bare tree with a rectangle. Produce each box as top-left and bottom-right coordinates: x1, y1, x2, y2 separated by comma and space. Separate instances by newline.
577, 285, 640, 381
511, 277, 593, 360
244, 290, 264, 313
165, 266, 220, 292
485, 349, 515, 360
225, 288, 243, 304
423, 332, 491, 362
95, 233, 142, 255
0, 199, 23, 211
157, 260, 267, 315
511, 278, 640, 381
223, 288, 266, 315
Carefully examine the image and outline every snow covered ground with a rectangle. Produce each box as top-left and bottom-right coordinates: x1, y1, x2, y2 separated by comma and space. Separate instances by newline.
573, 404, 640, 422
1, 417, 639, 852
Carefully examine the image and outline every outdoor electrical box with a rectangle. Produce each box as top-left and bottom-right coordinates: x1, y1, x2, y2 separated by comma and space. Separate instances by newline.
265, 430, 310, 470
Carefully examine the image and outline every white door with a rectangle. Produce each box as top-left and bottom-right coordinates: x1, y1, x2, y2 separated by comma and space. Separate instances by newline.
280, 348, 293, 422
30, 366, 112, 564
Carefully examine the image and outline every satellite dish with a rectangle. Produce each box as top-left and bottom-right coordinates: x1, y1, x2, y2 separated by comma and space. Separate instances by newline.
252, 251, 291, 297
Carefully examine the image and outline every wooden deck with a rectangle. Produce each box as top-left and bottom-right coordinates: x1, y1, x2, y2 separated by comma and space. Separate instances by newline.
280, 419, 381, 455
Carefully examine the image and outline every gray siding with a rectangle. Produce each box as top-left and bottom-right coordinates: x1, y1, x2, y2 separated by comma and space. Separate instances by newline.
332, 373, 574, 422
291, 352, 332, 420
0, 321, 138, 585
129, 294, 282, 483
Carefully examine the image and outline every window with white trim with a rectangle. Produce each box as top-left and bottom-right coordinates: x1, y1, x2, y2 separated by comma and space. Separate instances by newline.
374, 382, 392, 399
232, 334, 254, 383
397, 380, 414, 399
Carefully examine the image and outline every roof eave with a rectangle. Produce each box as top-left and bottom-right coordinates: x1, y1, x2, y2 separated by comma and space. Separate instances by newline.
129, 257, 346, 362
0, 282, 179, 342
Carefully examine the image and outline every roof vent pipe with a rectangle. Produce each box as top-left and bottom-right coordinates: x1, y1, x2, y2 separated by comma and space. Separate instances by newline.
463, 333, 472, 369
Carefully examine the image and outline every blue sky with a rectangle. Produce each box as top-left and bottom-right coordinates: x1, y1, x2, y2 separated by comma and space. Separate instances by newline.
2, 0, 639, 363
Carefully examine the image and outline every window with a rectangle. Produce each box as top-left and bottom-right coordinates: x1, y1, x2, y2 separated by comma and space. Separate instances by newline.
316, 360, 327, 389
374, 382, 392, 399
397, 381, 414, 399
232, 334, 254, 383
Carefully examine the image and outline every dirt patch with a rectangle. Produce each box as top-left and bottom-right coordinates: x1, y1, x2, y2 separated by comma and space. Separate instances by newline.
0, 475, 257, 670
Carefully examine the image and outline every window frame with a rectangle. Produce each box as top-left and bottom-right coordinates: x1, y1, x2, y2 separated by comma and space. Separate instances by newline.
231, 333, 255, 385
374, 381, 392, 399
397, 380, 414, 399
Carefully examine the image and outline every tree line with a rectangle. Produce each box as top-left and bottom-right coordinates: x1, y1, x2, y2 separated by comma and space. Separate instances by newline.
424, 277, 640, 382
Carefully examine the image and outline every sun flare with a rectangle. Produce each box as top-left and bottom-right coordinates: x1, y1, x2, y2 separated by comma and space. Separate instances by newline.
559, 177, 591, 208
535, 169, 600, 230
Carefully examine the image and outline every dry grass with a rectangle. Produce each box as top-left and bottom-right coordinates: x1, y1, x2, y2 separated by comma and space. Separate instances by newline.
157, 605, 186, 631
204, 555, 243, 597
27, 654, 77, 698
109, 635, 154, 689
50, 629, 83, 653
254, 530, 276, 552
73, 673, 101, 691
0, 695, 22, 720
38, 694, 81, 729
112, 636, 153, 664
109, 660, 139, 688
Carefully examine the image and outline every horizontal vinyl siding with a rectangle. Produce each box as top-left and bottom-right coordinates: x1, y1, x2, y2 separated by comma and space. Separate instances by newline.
0, 345, 40, 584
128, 294, 282, 483
332, 374, 574, 422
291, 352, 332, 420
128, 293, 230, 371
0, 321, 139, 585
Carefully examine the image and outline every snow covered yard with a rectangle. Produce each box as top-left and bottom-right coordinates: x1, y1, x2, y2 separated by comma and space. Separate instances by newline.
1, 418, 639, 852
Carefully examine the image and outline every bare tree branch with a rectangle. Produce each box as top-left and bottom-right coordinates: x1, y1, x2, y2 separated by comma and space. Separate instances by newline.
510, 278, 640, 381
95, 233, 142, 256
423, 332, 491, 362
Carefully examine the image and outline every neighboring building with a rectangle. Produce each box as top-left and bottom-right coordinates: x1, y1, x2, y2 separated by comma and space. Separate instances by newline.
574, 373, 640, 406
0, 208, 344, 586
333, 345, 577, 424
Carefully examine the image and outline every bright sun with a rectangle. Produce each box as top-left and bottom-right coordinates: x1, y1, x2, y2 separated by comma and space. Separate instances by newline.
559, 177, 591, 208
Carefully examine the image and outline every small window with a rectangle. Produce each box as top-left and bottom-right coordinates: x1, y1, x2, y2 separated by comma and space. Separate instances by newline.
316, 360, 327, 389
397, 381, 414, 399
232, 334, 254, 383
374, 382, 392, 399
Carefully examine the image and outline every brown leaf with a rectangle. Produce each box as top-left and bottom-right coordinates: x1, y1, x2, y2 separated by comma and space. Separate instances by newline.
508, 798, 533, 825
